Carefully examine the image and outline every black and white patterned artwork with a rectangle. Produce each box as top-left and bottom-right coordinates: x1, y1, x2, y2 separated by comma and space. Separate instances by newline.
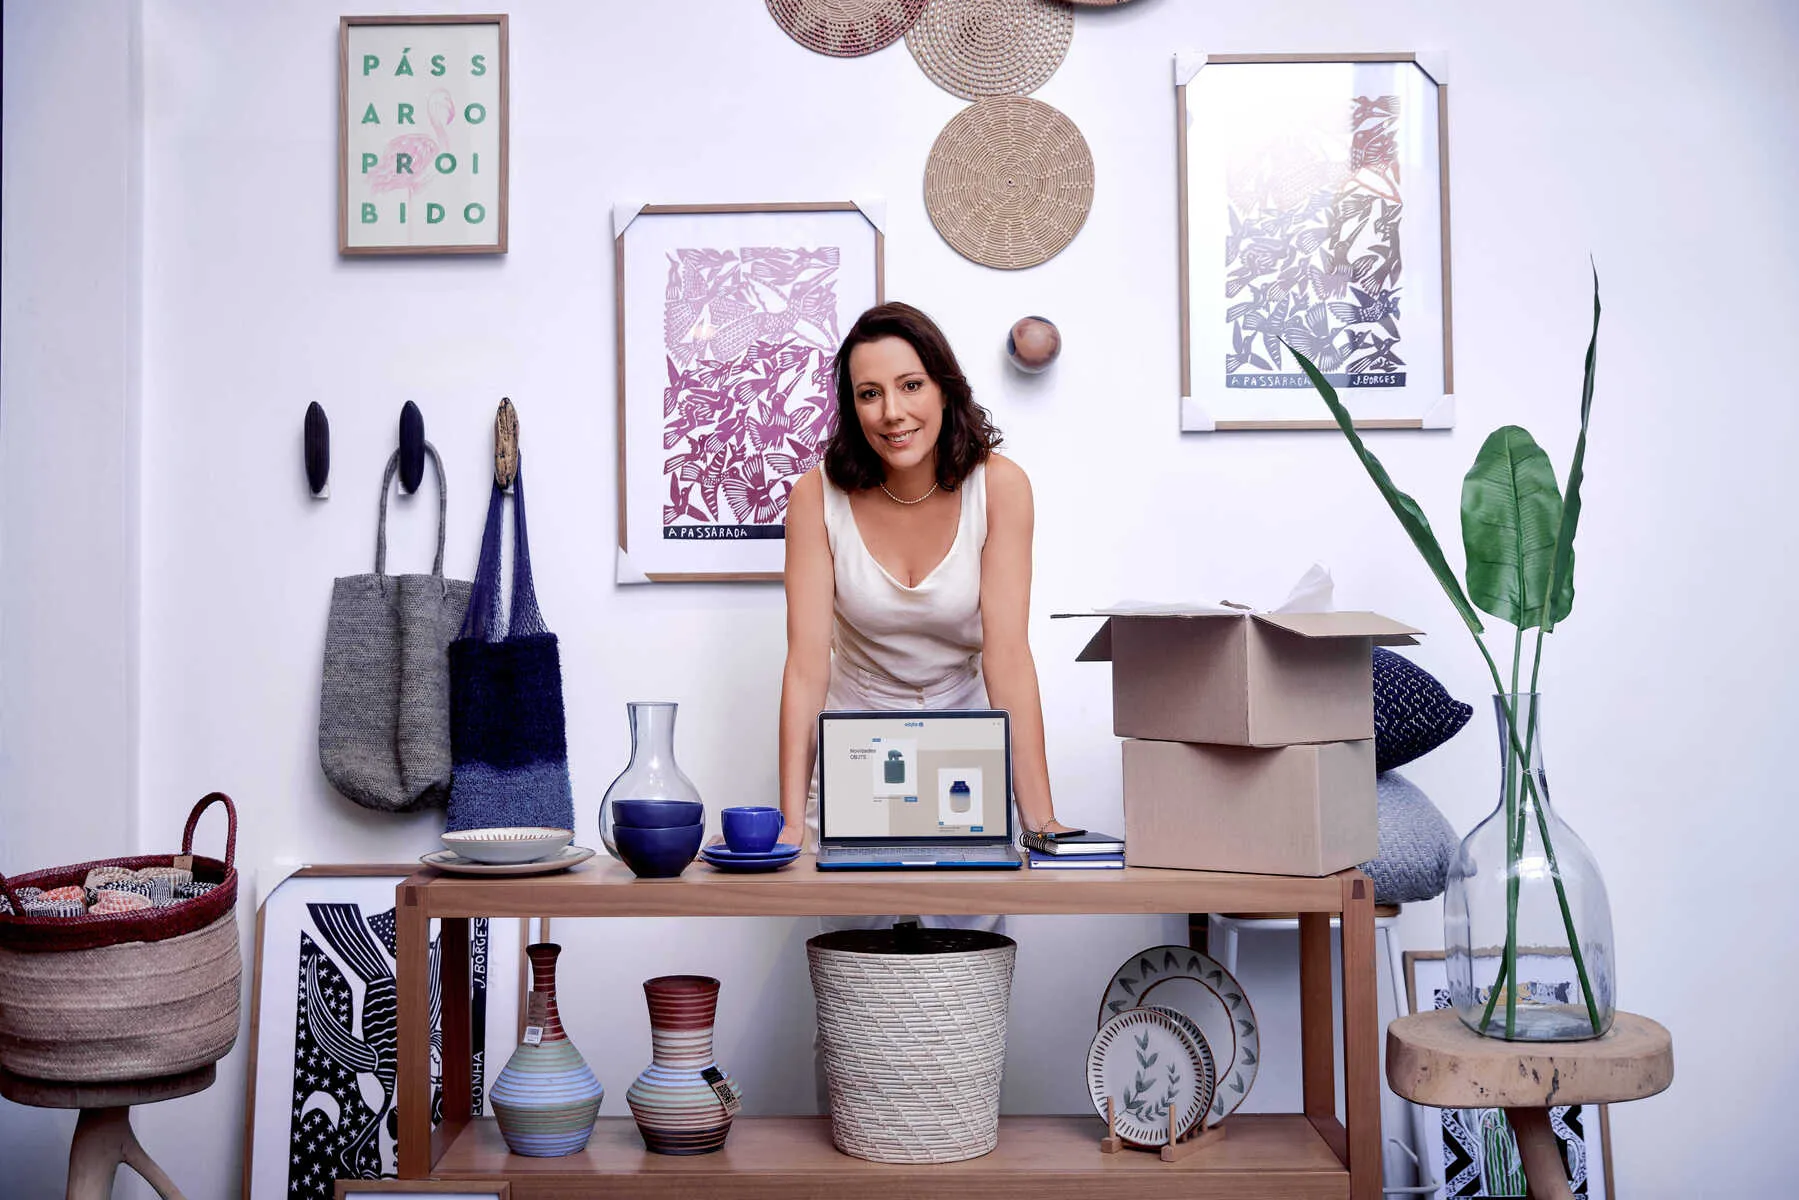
247, 873, 521, 1199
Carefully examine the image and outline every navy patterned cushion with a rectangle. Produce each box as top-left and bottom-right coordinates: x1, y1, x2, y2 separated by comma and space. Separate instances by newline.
1360, 771, 1460, 905
1373, 647, 1472, 772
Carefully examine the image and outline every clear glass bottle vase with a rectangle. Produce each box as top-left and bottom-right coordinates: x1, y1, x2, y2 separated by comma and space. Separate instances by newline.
598, 701, 703, 861
1444, 694, 1616, 1041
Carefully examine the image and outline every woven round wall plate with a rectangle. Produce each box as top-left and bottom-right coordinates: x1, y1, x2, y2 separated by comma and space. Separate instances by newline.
767, 0, 928, 57
906, 0, 1074, 100
924, 96, 1094, 269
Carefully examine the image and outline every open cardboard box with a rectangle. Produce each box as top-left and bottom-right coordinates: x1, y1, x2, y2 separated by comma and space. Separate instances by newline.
1122, 738, 1377, 876
1055, 605, 1422, 746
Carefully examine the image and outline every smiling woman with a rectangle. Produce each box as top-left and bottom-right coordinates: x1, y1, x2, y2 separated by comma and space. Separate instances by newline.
777, 302, 1074, 851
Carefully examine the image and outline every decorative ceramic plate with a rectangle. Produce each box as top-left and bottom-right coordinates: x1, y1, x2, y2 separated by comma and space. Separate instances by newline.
440, 826, 574, 865
420, 846, 596, 876
1085, 1007, 1212, 1147
699, 842, 801, 863
1098, 946, 1260, 1125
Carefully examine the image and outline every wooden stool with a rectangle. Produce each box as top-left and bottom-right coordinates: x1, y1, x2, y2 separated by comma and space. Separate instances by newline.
0, 1063, 215, 1200
1387, 1010, 1672, 1199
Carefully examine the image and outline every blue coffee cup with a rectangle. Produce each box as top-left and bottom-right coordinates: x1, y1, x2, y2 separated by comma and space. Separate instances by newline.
721, 806, 783, 854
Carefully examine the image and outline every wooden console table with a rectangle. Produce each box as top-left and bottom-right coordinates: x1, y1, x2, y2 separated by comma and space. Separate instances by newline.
396, 856, 1381, 1199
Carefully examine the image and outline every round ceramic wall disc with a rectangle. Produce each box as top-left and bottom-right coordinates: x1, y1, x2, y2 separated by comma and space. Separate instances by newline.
906, 0, 1074, 100
766, 0, 928, 57
924, 96, 1094, 270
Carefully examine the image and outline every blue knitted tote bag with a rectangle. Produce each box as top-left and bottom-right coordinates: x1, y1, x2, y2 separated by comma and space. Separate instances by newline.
445, 463, 576, 833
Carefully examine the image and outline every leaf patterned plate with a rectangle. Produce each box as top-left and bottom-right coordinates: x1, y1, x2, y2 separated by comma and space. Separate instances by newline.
1086, 1007, 1214, 1148
1097, 945, 1260, 1125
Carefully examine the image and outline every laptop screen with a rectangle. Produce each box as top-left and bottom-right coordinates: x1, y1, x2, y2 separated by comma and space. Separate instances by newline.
818, 710, 1012, 841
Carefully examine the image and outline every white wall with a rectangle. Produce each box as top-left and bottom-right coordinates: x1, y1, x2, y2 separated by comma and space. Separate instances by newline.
0, 1, 141, 1194
4, 0, 1798, 1194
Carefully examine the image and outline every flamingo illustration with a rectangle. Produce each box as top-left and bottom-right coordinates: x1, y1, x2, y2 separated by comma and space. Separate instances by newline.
366, 88, 456, 211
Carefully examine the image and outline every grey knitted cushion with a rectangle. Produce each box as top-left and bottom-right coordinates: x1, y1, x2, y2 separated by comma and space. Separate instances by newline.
1359, 771, 1459, 905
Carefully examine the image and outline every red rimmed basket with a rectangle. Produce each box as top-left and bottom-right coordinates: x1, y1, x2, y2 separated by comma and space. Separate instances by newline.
0, 792, 241, 1083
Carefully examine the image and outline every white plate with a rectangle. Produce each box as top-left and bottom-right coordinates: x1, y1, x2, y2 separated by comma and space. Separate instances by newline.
1098, 945, 1260, 1125
421, 845, 596, 876
1086, 1007, 1213, 1147
440, 826, 574, 865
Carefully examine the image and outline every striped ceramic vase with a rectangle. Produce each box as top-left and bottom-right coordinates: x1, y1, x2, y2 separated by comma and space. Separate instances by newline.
626, 974, 741, 1154
490, 943, 603, 1156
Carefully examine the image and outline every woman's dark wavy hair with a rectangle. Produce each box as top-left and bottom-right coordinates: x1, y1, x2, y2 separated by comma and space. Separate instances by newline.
822, 302, 1002, 493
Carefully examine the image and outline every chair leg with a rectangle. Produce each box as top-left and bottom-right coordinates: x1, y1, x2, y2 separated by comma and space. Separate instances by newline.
65, 1107, 185, 1200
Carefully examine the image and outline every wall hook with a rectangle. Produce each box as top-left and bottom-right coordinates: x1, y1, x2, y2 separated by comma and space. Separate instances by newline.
398, 401, 425, 494
494, 397, 519, 491
304, 401, 330, 499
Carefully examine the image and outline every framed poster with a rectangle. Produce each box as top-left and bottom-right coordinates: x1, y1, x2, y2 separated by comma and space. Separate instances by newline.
339, 15, 508, 255
1404, 951, 1614, 1200
1175, 52, 1454, 430
614, 201, 885, 582
243, 867, 527, 1199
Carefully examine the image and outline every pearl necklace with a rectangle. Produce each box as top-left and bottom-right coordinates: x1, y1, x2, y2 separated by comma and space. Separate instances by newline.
880, 481, 939, 506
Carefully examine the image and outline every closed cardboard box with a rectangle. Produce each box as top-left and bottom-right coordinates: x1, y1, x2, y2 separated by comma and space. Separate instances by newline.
1062, 608, 1420, 746
1122, 738, 1377, 876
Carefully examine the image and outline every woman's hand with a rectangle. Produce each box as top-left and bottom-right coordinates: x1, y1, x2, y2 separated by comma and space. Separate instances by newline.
778, 822, 806, 847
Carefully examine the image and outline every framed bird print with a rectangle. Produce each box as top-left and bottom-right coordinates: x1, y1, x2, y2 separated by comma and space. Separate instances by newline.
242, 867, 527, 1199
339, 15, 508, 255
613, 201, 885, 583
1174, 52, 1455, 430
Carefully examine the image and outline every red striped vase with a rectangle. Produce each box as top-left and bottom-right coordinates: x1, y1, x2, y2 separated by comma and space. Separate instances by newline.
490, 943, 603, 1156
625, 974, 741, 1154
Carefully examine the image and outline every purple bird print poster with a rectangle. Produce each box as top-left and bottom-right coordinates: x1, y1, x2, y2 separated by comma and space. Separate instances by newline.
1177, 56, 1452, 430
245, 871, 524, 1199
340, 17, 507, 254
617, 203, 884, 582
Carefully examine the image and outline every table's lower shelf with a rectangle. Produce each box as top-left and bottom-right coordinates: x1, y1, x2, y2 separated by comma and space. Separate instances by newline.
431, 1114, 1350, 1199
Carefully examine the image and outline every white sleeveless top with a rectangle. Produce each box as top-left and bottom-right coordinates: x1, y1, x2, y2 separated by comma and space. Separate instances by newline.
820, 463, 988, 702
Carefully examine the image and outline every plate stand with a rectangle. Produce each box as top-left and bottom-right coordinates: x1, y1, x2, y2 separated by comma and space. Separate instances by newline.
1097, 1097, 1228, 1161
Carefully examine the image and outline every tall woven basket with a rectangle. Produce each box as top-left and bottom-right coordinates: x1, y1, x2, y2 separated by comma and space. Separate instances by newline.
0, 793, 241, 1083
807, 926, 1016, 1163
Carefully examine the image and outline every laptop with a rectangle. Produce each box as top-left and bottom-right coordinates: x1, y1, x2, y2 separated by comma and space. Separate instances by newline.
814, 709, 1023, 870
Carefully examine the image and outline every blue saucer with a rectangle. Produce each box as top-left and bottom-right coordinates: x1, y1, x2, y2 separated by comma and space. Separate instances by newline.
701, 842, 801, 863
700, 851, 799, 874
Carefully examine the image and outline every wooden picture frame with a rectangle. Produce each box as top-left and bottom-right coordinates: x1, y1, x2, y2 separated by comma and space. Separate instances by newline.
335, 1184, 511, 1198
613, 200, 885, 583
241, 865, 531, 1199
1175, 51, 1454, 431
1403, 950, 1615, 1200
339, 14, 509, 255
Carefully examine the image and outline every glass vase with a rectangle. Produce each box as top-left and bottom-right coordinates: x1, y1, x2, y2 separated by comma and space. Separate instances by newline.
1444, 694, 1615, 1041
599, 701, 703, 861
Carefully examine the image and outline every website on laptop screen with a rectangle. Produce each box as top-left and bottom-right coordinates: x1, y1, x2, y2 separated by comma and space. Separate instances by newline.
820, 713, 1010, 840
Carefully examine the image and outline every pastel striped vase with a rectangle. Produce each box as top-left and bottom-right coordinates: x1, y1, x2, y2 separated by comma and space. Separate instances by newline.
490, 944, 603, 1156
626, 974, 741, 1155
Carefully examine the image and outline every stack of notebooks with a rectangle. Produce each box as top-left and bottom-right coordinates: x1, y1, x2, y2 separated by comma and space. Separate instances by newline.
1020, 829, 1124, 869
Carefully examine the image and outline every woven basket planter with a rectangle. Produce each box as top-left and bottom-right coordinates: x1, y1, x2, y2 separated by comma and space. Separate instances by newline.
0, 793, 241, 1083
807, 926, 1016, 1163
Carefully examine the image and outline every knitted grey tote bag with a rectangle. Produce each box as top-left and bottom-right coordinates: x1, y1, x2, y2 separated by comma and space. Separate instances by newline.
319, 445, 472, 811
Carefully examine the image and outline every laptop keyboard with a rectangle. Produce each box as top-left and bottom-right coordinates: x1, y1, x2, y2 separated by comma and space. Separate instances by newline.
820, 845, 1017, 863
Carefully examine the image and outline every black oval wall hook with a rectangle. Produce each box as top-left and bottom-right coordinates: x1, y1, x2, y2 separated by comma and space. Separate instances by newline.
304, 401, 330, 498
398, 401, 425, 494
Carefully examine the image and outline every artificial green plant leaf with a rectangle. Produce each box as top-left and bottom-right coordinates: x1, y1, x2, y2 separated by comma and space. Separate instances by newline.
1541, 266, 1601, 630
1461, 425, 1568, 629
1288, 345, 1485, 637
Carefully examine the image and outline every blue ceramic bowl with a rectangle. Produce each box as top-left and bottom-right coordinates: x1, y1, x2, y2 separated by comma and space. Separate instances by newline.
612, 798, 705, 829
614, 821, 704, 878
722, 806, 783, 854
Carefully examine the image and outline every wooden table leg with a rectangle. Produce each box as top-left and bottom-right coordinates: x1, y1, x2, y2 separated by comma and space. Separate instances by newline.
438, 915, 473, 1156
396, 880, 432, 1178
1297, 910, 1335, 1129
1340, 871, 1381, 1200
1509, 1107, 1575, 1200
66, 1107, 186, 1200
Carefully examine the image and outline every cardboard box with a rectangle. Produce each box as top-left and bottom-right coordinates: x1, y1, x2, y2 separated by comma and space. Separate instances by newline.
1122, 738, 1377, 876
1061, 607, 1420, 746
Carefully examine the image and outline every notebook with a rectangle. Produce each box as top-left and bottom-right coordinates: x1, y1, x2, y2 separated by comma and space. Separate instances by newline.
814, 709, 1022, 871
